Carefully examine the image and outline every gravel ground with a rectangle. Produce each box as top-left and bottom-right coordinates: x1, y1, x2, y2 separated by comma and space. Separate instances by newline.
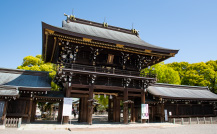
1, 124, 217, 134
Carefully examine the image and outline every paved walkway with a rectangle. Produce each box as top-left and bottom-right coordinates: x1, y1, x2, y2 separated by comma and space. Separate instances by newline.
17, 114, 180, 130
18, 122, 180, 130
1, 124, 217, 134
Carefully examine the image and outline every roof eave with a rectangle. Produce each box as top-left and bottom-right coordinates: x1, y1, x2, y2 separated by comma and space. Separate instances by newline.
42, 22, 179, 57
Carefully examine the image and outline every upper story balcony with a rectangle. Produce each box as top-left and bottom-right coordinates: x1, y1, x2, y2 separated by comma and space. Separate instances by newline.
62, 63, 156, 79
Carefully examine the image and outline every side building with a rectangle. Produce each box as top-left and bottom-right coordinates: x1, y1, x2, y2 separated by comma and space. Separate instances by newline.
0, 68, 51, 125
147, 83, 217, 122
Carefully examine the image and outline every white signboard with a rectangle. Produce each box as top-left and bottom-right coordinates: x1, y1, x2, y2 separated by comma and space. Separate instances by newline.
62, 98, 73, 116
141, 104, 149, 119
164, 109, 168, 121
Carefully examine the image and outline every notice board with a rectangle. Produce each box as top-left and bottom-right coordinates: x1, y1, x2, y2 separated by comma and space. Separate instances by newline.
141, 104, 149, 119
62, 98, 73, 116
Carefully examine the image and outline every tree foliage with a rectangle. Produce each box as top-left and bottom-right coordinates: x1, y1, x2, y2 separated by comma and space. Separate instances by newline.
146, 61, 217, 94
94, 95, 109, 111
17, 55, 59, 91
141, 62, 181, 85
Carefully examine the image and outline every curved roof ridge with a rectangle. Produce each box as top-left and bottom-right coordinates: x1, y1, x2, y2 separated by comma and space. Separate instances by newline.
153, 83, 208, 90
62, 20, 179, 53
0, 67, 50, 76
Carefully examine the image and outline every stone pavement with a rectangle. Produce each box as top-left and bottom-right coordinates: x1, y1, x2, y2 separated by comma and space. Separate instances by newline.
1, 124, 217, 134
18, 122, 181, 130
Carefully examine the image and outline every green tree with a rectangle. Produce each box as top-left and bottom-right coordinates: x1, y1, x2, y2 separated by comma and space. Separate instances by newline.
167, 62, 189, 81
168, 61, 217, 93
141, 62, 181, 85
17, 55, 59, 91
205, 60, 217, 93
181, 62, 215, 87
94, 95, 109, 111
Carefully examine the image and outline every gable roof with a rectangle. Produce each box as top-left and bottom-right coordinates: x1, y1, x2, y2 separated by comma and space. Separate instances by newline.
148, 83, 217, 101
61, 20, 178, 53
42, 17, 179, 63
0, 68, 51, 91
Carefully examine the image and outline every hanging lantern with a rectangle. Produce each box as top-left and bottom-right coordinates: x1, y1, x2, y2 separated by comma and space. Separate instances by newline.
98, 94, 100, 98
93, 94, 95, 98
104, 94, 106, 98
110, 95, 113, 99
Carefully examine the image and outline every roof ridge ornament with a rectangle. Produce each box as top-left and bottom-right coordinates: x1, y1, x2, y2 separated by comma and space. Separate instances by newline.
64, 13, 76, 23
103, 17, 108, 28
131, 23, 139, 36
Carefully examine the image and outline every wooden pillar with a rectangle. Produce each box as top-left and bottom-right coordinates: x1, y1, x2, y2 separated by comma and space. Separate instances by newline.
135, 108, 138, 122
31, 101, 37, 122
87, 86, 94, 125
1, 101, 8, 125
130, 102, 135, 122
141, 89, 146, 123
78, 98, 82, 122
81, 97, 88, 122
63, 83, 70, 124
123, 87, 128, 124
27, 98, 33, 123
57, 101, 63, 122
176, 104, 179, 116
161, 103, 164, 122
84, 97, 88, 122
108, 97, 112, 122
113, 97, 116, 122
116, 98, 120, 122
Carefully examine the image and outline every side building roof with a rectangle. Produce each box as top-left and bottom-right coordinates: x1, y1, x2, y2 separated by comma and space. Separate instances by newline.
0, 68, 51, 92
148, 83, 217, 101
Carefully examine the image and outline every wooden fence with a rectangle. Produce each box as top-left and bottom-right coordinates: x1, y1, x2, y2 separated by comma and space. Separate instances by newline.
169, 117, 217, 125
5, 118, 22, 128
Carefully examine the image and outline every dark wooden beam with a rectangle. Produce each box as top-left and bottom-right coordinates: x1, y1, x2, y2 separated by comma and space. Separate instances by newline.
27, 98, 33, 123
71, 94, 88, 98
34, 100, 62, 103
19, 87, 51, 91
71, 90, 89, 94
69, 84, 143, 93
31, 101, 37, 122
128, 93, 141, 97
63, 68, 155, 80
71, 84, 90, 89
57, 101, 63, 123
130, 101, 135, 122
123, 87, 128, 124
108, 98, 112, 122
94, 85, 123, 91
87, 86, 94, 125
128, 88, 142, 92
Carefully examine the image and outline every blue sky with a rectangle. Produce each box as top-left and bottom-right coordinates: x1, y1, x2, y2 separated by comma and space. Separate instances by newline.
0, 0, 217, 69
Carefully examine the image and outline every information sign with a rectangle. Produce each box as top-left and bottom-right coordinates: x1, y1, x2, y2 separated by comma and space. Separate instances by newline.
62, 98, 73, 116
141, 104, 149, 119
164, 109, 168, 121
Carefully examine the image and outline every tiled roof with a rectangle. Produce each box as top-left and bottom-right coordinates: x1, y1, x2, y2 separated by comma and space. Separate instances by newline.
148, 83, 217, 101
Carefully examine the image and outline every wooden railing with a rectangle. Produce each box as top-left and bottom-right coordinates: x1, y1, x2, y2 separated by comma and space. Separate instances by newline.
5, 118, 22, 128
66, 64, 156, 78
169, 117, 217, 125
